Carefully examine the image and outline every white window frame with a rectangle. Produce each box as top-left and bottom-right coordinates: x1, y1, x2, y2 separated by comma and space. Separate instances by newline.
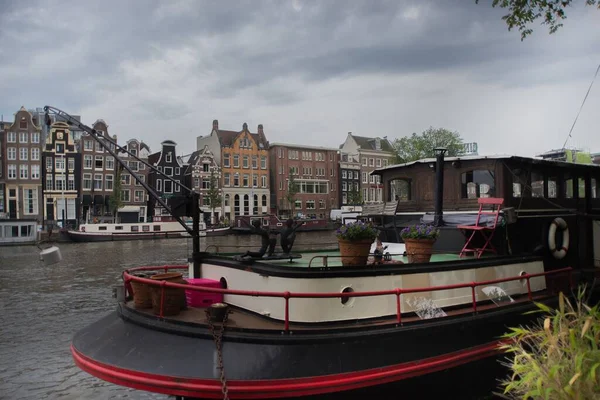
31, 165, 40, 179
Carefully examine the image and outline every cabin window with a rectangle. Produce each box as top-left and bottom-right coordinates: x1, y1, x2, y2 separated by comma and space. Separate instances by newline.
548, 175, 558, 198
592, 178, 598, 198
531, 171, 544, 198
389, 179, 411, 202
153, 225, 161, 231
115, 226, 123, 230
142, 225, 150, 232
461, 170, 494, 199
564, 175, 574, 199
578, 178, 586, 198
99, 226, 107, 231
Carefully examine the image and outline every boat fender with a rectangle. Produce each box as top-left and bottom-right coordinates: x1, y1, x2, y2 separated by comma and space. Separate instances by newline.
548, 218, 569, 260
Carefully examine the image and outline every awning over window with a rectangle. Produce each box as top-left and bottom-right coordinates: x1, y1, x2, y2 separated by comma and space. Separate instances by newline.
93, 195, 104, 205
82, 195, 92, 206
119, 205, 141, 213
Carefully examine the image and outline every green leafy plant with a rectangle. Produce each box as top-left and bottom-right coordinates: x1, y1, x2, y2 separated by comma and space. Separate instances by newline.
400, 224, 440, 240
500, 288, 600, 399
336, 221, 378, 241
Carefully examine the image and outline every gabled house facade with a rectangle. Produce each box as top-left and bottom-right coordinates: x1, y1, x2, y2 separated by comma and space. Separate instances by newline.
186, 145, 221, 224
79, 120, 117, 223
339, 132, 395, 204
148, 140, 185, 221
197, 120, 270, 223
42, 122, 81, 227
117, 139, 151, 222
3, 107, 43, 222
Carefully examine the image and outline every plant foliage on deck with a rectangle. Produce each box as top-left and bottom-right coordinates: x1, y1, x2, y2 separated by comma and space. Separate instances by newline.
500, 288, 600, 399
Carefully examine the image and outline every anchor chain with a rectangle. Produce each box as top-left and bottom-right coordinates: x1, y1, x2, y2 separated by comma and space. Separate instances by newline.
206, 309, 230, 400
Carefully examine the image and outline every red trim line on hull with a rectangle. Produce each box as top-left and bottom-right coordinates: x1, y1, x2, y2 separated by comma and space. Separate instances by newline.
72, 341, 504, 399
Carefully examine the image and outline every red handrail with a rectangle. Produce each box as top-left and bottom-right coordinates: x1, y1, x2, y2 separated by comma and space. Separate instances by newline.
123, 266, 573, 331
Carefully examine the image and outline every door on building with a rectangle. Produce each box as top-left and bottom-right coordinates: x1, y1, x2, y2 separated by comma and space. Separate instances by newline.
46, 199, 55, 221
9, 200, 17, 219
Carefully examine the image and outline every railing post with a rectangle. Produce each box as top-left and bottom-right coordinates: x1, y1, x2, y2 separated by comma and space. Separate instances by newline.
395, 288, 402, 325
471, 282, 477, 314
284, 291, 291, 332
526, 276, 532, 301
160, 282, 166, 318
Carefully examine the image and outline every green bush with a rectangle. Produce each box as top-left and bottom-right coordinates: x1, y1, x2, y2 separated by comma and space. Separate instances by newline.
500, 288, 600, 399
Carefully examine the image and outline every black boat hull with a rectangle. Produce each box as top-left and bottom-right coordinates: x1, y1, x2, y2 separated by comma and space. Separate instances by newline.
71, 297, 562, 399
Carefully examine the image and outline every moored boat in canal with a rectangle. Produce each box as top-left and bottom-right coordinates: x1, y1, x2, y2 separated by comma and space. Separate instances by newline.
69, 144, 600, 398
65, 220, 207, 242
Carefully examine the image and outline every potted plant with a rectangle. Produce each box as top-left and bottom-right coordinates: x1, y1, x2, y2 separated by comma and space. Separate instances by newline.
400, 224, 440, 263
336, 221, 379, 266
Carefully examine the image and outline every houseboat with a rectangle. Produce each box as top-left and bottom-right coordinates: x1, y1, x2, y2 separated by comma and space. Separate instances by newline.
71, 153, 600, 399
0, 219, 39, 246
65, 220, 207, 242
232, 214, 338, 234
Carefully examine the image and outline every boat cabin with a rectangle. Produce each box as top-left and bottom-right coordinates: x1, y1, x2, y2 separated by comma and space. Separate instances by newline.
372, 155, 600, 270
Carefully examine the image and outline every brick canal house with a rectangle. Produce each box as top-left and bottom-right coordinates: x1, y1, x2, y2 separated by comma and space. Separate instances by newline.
148, 140, 186, 221
0, 124, 5, 217
116, 139, 151, 223
80, 120, 117, 223
2, 107, 43, 222
185, 145, 222, 225
339, 132, 395, 204
42, 122, 81, 227
196, 120, 270, 224
268, 143, 339, 220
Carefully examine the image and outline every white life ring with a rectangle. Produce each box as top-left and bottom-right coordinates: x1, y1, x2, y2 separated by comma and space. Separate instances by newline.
548, 218, 569, 260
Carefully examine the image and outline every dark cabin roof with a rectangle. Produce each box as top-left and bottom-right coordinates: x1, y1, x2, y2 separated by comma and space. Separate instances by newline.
351, 135, 394, 152
372, 155, 600, 175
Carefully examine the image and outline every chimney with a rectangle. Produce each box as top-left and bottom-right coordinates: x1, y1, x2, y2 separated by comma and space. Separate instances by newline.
212, 119, 218, 131
258, 124, 264, 135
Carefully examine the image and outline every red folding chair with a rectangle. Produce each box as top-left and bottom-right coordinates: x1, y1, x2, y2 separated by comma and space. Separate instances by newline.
458, 197, 504, 258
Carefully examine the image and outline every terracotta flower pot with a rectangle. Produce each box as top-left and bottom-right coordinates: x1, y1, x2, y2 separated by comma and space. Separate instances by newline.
338, 238, 373, 266
404, 238, 436, 263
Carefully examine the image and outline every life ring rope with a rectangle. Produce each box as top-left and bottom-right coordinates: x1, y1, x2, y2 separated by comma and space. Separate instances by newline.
548, 218, 569, 260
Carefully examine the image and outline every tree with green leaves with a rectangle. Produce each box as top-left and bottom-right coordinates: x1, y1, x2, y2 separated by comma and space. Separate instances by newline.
206, 170, 222, 225
285, 168, 300, 216
109, 166, 124, 223
477, 0, 600, 40
392, 127, 464, 164
347, 187, 363, 209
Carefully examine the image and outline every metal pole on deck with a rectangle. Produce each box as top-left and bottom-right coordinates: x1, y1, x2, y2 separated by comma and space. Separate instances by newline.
192, 191, 201, 278
433, 147, 447, 227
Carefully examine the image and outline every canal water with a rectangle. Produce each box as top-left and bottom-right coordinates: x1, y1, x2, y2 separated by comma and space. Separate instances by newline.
0, 231, 503, 399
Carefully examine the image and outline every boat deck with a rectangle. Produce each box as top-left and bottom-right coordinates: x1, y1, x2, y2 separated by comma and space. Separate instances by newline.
258, 251, 466, 268
124, 289, 549, 332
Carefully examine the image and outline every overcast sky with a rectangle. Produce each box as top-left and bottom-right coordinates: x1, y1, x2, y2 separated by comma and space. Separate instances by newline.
1, 0, 599, 157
